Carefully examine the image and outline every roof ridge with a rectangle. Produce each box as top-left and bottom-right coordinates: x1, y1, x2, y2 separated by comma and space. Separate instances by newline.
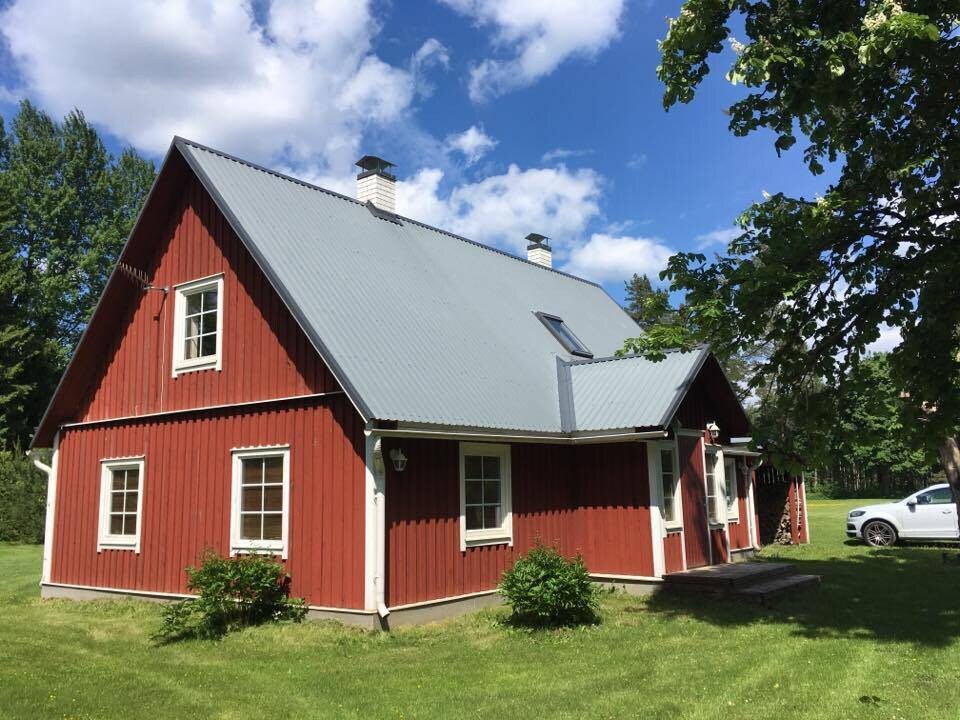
173, 136, 602, 289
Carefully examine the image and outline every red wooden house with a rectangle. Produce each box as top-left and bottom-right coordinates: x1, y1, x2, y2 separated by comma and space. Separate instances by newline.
29, 138, 784, 627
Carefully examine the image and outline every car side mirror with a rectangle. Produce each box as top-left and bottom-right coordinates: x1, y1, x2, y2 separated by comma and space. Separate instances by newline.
907, 500, 917, 508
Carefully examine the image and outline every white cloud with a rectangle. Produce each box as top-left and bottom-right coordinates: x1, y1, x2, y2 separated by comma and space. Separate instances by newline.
625, 153, 647, 169
397, 163, 602, 252
695, 227, 741, 250
541, 147, 591, 163
561, 233, 675, 283
444, 124, 498, 165
0, 0, 429, 176
410, 38, 451, 97
866, 324, 902, 354
440, 0, 626, 101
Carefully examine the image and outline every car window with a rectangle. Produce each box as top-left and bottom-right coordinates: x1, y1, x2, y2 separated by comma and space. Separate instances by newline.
917, 488, 953, 505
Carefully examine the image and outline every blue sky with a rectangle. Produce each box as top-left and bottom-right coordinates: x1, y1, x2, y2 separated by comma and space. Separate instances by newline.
0, 0, 834, 305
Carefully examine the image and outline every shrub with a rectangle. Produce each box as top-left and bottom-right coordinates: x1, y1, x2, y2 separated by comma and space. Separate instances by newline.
0, 447, 45, 543
498, 543, 600, 628
153, 551, 306, 643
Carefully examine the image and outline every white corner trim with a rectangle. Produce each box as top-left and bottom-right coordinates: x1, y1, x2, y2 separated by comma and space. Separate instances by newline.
171, 274, 224, 377
97, 457, 145, 554
229, 445, 290, 559
459, 442, 513, 552
646, 441, 667, 578
40, 433, 60, 584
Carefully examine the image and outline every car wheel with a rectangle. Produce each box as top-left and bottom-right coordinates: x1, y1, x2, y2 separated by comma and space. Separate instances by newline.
863, 520, 897, 547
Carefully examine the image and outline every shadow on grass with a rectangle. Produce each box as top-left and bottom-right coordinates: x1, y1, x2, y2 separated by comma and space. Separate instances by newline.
644, 547, 960, 648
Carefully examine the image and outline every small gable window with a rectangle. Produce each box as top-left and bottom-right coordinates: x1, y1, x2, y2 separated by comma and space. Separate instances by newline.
535, 312, 592, 358
172, 274, 224, 375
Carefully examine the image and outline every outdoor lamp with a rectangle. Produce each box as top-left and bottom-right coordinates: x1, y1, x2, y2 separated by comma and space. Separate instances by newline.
706, 422, 720, 442
389, 448, 408, 472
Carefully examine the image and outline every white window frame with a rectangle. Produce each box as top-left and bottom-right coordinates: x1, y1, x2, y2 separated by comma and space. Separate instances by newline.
230, 446, 291, 559
705, 448, 724, 526
459, 442, 513, 550
172, 273, 224, 376
655, 442, 683, 530
724, 457, 740, 522
98, 457, 145, 553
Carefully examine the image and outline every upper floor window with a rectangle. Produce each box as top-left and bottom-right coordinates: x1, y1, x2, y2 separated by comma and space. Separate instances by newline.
460, 442, 512, 548
172, 274, 224, 375
230, 446, 290, 558
535, 312, 592, 358
98, 457, 144, 552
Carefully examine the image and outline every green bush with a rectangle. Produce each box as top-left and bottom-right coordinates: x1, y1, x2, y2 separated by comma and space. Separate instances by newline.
0, 447, 45, 543
498, 543, 600, 628
153, 551, 306, 643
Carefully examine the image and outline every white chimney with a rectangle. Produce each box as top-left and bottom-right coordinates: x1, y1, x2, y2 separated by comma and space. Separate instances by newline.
356, 155, 396, 212
526, 233, 552, 268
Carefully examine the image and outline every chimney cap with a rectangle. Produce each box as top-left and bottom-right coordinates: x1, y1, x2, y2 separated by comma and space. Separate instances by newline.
526, 232, 550, 250
356, 155, 396, 180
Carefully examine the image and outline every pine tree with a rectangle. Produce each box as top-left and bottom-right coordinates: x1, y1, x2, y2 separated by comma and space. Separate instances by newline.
0, 101, 156, 448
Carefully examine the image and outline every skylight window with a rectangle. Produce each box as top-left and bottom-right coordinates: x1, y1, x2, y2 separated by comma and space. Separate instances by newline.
535, 312, 593, 358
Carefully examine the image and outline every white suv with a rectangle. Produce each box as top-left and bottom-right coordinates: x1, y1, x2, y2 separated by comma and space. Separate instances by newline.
847, 484, 958, 547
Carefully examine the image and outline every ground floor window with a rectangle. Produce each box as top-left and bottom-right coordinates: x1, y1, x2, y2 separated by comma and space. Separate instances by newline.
98, 457, 144, 552
231, 446, 290, 557
460, 442, 512, 548
706, 449, 723, 524
658, 445, 681, 528
724, 457, 740, 521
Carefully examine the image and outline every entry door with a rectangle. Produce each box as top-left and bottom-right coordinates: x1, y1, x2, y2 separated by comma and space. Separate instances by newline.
679, 436, 711, 568
900, 487, 957, 539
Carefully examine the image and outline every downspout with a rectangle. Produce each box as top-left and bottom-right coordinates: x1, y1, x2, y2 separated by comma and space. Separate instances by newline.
369, 435, 389, 619
27, 431, 60, 586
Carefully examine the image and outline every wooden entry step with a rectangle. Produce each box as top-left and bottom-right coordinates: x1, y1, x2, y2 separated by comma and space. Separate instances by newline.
661, 562, 819, 605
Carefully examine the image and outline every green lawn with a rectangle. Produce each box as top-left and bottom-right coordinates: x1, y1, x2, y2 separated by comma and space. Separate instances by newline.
2, 499, 959, 719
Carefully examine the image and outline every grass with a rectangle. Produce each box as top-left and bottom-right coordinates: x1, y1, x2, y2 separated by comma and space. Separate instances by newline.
2, 499, 960, 719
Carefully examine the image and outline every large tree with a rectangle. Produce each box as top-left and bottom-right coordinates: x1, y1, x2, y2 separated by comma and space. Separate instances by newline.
626, 2, 958, 491
0, 101, 155, 448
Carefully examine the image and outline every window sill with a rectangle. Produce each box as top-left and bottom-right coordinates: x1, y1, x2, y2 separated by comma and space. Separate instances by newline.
463, 535, 512, 549
172, 359, 220, 377
98, 541, 138, 553
664, 524, 683, 533
231, 546, 285, 558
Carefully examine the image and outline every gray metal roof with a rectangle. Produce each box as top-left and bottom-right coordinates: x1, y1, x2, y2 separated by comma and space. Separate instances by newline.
177, 138, 707, 433
561, 349, 709, 432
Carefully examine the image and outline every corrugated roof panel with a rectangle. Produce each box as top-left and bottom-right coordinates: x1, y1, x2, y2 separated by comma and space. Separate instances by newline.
179, 140, 643, 432
567, 349, 708, 431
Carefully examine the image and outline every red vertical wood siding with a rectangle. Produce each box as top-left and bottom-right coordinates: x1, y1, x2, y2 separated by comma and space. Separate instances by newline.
74, 176, 335, 424
679, 435, 711, 568
51, 397, 366, 609
384, 439, 655, 607
663, 532, 685, 573
575, 442, 654, 577
710, 528, 728, 563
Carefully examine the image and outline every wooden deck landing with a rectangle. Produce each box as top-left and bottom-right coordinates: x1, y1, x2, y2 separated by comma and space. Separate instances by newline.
662, 562, 819, 605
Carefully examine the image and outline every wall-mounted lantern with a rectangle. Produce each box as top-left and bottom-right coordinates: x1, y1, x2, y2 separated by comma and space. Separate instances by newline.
706, 422, 720, 443
389, 448, 408, 472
